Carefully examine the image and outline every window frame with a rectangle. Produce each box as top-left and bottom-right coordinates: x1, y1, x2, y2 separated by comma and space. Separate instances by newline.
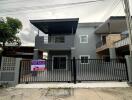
54, 36, 65, 43
80, 35, 88, 43
49, 36, 65, 43
80, 55, 90, 64
52, 55, 68, 70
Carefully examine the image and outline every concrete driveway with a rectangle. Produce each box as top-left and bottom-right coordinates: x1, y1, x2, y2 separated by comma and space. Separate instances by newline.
0, 87, 132, 100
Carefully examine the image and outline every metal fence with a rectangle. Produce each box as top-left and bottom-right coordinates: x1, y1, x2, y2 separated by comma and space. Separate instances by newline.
76, 59, 128, 82
0, 56, 2, 69
19, 58, 128, 84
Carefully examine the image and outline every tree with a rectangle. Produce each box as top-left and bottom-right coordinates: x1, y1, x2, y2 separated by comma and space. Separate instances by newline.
0, 17, 22, 48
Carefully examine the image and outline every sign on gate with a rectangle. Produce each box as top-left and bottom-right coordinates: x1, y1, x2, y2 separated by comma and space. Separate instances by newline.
31, 60, 46, 71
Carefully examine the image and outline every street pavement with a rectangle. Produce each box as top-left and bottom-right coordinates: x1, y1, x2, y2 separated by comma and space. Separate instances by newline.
0, 87, 132, 100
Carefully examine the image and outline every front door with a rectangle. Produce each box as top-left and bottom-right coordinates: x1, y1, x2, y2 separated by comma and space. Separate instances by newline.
53, 56, 67, 70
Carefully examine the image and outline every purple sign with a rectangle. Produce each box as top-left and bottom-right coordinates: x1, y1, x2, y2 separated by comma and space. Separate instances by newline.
31, 60, 46, 71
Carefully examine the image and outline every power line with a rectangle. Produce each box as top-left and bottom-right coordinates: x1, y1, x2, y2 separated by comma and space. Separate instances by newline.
106, 0, 124, 16
122, 0, 132, 56
110, 0, 122, 15
0, 0, 41, 4
116, 1, 124, 15
1, 0, 104, 11
101, 0, 122, 21
0, 0, 34, 4
100, 0, 117, 20
0, 0, 104, 15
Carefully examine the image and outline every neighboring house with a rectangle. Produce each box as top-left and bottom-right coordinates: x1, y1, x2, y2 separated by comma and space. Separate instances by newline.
30, 18, 101, 70
2, 46, 35, 59
95, 16, 129, 59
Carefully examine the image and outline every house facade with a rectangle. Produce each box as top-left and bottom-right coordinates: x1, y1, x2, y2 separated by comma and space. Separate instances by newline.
30, 16, 130, 70
95, 16, 129, 59
30, 18, 101, 70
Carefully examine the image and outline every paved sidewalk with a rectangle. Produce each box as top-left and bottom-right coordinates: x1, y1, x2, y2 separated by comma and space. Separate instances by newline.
0, 87, 132, 100
16, 82, 129, 88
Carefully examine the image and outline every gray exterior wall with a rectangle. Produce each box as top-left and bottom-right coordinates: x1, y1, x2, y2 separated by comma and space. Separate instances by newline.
48, 50, 71, 59
73, 23, 100, 59
34, 23, 101, 59
35, 35, 74, 51
47, 50, 71, 70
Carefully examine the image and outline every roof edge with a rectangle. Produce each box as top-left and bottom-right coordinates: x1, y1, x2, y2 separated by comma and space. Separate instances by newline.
30, 18, 79, 23
78, 22, 102, 27
95, 16, 128, 34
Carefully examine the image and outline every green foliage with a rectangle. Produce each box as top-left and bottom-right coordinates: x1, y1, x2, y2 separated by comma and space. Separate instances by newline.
0, 17, 22, 47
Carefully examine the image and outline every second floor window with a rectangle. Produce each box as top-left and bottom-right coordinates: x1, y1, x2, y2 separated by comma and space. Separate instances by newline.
49, 36, 65, 43
80, 35, 88, 43
55, 36, 65, 43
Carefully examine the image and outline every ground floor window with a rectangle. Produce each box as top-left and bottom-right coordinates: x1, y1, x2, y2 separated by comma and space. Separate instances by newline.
52, 56, 67, 70
80, 55, 90, 64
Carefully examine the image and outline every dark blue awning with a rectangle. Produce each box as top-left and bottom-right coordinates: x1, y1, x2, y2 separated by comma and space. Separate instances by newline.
30, 18, 79, 34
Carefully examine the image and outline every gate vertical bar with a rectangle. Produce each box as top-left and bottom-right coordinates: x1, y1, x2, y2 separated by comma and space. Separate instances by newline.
18, 61, 22, 83
70, 59, 73, 83
73, 57, 76, 84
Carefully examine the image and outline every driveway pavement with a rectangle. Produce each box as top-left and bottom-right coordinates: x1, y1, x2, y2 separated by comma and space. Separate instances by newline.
0, 87, 132, 100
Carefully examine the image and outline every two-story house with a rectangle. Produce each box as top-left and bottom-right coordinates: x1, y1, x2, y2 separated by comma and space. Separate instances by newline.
95, 16, 129, 60
30, 18, 101, 70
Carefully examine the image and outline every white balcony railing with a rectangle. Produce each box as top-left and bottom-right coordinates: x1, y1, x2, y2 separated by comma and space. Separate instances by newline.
114, 37, 129, 48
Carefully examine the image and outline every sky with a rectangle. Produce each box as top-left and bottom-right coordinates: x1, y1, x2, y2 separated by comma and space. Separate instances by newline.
0, 0, 132, 46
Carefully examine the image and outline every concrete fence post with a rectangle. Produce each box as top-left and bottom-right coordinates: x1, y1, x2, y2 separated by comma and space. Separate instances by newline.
14, 58, 22, 85
125, 55, 132, 84
109, 48, 117, 59
0, 57, 3, 84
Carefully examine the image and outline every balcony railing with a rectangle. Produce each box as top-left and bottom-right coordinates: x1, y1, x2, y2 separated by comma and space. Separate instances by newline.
96, 41, 106, 48
114, 37, 129, 48
44, 36, 65, 44
96, 43, 108, 52
35, 35, 74, 50
96, 34, 124, 52
96, 37, 129, 52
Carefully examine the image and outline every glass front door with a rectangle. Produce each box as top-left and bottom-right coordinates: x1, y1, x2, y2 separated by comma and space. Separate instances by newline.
53, 56, 67, 70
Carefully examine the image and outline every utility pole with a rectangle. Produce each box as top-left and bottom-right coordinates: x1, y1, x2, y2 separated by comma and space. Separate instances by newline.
123, 0, 132, 57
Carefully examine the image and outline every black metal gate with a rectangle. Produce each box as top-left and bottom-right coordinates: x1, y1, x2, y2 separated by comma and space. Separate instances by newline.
19, 58, 128, 84
19, 59, 73, 83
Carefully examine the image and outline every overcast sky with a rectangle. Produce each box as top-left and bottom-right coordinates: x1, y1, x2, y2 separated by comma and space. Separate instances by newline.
0, 0, 132, 46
